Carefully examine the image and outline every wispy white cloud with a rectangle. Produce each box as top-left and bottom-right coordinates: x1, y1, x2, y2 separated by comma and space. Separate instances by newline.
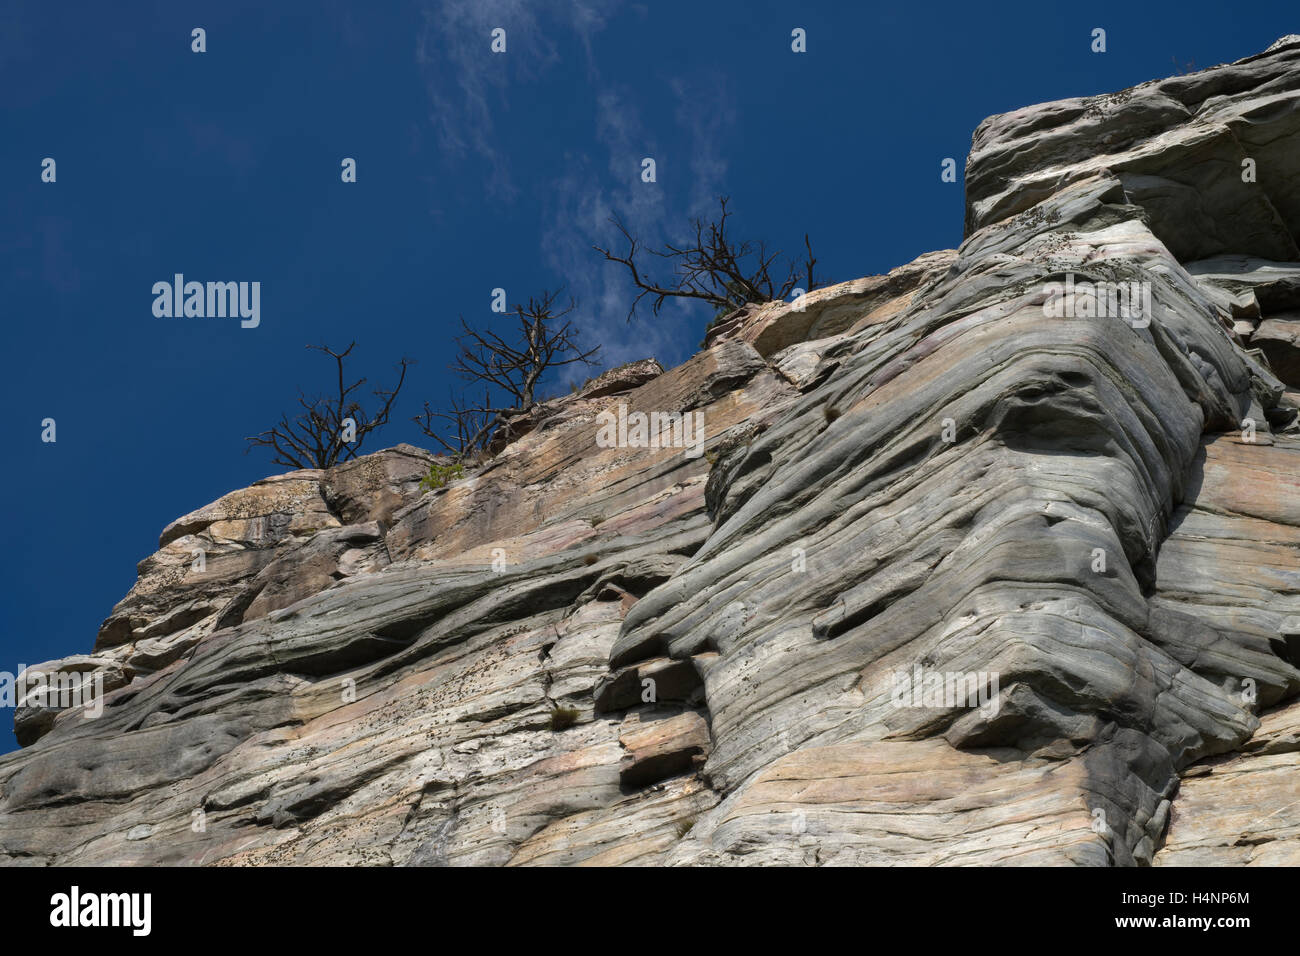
670, 74, 737, 215
417, 1, 738, 375
543, 74, 738, 374
417, 0, 620, 200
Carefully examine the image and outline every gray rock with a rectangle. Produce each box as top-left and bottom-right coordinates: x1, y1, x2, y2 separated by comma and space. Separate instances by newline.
7, 37, 1300, 867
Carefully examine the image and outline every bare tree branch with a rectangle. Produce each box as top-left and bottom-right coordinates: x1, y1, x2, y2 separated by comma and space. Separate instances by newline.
414, 390, 513, 458
246, 342, 412, 469
593, 196, 826, 322
415, 288, 600, 458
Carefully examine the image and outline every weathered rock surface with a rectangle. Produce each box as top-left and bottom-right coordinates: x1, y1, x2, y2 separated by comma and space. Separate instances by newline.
5, 40, 1300, 866
1156, 703, 1300, 865
965, 36, 1300, 261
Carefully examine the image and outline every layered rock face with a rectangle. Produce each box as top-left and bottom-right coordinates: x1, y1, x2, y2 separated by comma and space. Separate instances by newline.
5, 39, 1300, 866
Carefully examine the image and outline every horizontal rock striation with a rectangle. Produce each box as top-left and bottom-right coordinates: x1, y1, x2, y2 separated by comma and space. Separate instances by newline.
5, 40, 1300, 866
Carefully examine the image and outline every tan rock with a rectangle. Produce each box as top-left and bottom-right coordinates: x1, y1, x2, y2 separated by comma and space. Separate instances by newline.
8, 38, 1300, 869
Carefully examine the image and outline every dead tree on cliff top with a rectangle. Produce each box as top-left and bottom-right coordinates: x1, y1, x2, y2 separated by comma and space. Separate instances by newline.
414, 287, 601, 457
246, 342, 411, 469
594, 196, 824, 322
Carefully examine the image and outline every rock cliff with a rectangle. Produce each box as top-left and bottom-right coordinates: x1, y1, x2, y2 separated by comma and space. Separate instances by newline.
6, 39, 1300, 866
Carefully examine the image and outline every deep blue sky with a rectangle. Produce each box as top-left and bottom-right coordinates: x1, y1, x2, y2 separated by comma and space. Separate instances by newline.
2, 1, 1295, 752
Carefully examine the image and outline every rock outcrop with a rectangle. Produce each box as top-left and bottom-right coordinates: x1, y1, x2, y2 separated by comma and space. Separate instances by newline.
5, 40, 1300, 866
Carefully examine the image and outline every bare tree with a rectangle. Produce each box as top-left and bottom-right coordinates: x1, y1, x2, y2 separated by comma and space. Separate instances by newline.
246, 342, 411, 469
594, 196, 823, 322
415, 288, 601, 457
413, 388, 502, 459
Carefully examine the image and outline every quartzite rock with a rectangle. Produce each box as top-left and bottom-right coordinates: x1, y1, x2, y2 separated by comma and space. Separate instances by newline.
5, 39, 1300, 866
